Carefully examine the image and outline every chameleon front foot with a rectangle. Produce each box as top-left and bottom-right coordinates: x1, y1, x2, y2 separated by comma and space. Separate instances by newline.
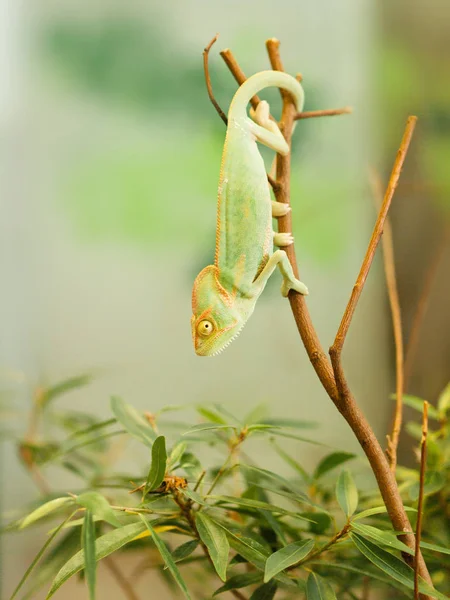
272, 201, 291, 218
273, 232, 294, 247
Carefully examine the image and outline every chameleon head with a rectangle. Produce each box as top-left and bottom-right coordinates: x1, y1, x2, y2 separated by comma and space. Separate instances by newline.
191, 265, 249, 356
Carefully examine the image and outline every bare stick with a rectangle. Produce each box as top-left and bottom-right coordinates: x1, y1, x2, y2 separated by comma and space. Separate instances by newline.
404, 227, 449, 387
330, 116, 417, 395
414, 401, 429, 600
220, 48, 261, 110
295, 106, 353, 120
104, 556, 141, 600
369, 169, 404, 472
203, 35, 228, 125
214, 38, 433, 591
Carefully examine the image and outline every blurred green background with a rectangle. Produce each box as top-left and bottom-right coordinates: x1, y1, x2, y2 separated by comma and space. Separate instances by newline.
1, 0, 449, 596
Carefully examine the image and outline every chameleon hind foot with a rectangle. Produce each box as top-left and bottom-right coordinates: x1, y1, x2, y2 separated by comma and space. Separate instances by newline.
280, 277, 309, 297
250, 100, 280, 136
272, 201, 291, 218
273, 232, 294, 247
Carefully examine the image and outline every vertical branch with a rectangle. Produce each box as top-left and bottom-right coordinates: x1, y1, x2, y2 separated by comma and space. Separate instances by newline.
369, 169, 404, 472
414, 401, 429, 600
203, 35, 228, 125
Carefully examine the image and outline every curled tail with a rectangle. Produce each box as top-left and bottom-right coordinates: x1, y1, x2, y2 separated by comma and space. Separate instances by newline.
228, 70, 304, 121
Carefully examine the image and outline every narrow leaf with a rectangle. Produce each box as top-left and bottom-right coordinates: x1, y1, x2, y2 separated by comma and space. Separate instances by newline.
314, 452, 355, 480
351, 522, 413, 555
76, 492, 121, 528
409, 471, 445, 501
182, 424, 237, 435
195, 512, 229, 581
306, 572, 337, 600
82, 510, 96, 600
39, 374, 93, 409
250, 581, 277, 599
264, 539, 314, 582
20, 498, 73, 529
170, 540, 199, 565
47, 521, 147, 598
213, 572, 262, 596
168, 441, 186, 467
139, 515, 191, 599
110, 396, 156, 448
10, 511, 77, 600
352, 505, 416, 521
336, 470, 358, 517
144, 436, 167, 495
351, 533, 447, 599
391, 394, 439, 419
420, 540, 450, 556
209, 495, 313, 522
437, 382, 450, 415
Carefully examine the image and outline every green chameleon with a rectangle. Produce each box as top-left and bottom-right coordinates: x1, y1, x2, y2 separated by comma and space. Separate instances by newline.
192, 70, 308, 356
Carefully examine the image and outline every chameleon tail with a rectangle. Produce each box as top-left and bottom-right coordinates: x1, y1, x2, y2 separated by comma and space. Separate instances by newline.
228, 70, 304, 120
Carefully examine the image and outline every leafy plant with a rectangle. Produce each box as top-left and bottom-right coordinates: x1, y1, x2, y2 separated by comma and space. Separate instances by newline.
3, 382, 450, 599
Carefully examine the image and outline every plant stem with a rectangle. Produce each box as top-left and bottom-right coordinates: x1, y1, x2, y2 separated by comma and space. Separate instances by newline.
414, 402, 429, 600
369, 168, 404, 472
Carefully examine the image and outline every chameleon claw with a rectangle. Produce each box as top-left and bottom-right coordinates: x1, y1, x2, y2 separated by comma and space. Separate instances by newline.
272, 201, 291, 218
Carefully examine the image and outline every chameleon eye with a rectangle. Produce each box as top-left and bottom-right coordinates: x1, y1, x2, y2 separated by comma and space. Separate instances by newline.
197, 320, 214, 337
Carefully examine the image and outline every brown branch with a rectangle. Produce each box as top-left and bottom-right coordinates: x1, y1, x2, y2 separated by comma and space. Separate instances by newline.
203, 35, 228, 125
104, 556, 141, 600
219, 48, 261, 110
414, 401, 429, 600
295, 106, 353, 120
404, 226, 449, 387
369, 169, 404, 473
212, 36, 433, 593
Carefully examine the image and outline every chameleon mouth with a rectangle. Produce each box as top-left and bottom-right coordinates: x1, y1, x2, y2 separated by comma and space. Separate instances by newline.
210, 322, 246, 356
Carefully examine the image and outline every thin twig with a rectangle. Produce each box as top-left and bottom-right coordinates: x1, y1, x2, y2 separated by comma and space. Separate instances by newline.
203, 34, 228, 125
404, 227, 449, 387
213, 37, 433, 592
104, 556, 141, 600
369, 168, 404, 473
330, 117, 417, 395
220, 48, 261, 110
295, 106, 353, 120
414, 401, 429, 600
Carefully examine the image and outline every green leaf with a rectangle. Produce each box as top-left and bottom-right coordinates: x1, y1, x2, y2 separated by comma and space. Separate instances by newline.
300, 512, 332, 535
306, 572, 337, 600
391, 394, 439, 419
144, 435, 167, 495
437, 382, 450, 415
10, 511, 78, 600
310, 561, 409, 594
351, 533, 447, 599
47, 521, 147, 598
260, 511, 288, 546
182, 424, 237, 435
264, 539, 314, 582
138, 515, 191, 599
213, 572, 262, 596
196, 407, 228, 425
270, 440, 310, 482
181, 488, 206, 505
223, 530, 270, 571
76, 492, 121, 528
314, 452, 356, 480
259, 418, 318, 429
110, 396, 156, 448
39, 374, 93, 409
420, 540, 450, 556
20, 497, 74, 529
195, 512, 229, 581
409, 471, 445, 501
352, 505, 417, 521
168, 441, 187, 467
351, 523, 413, 555
268, 430, 325, 445
170, 540, 199, 565
82, 511, 97, 600
335, 470, 358, 517
209, 495, 313, 521
250, 581, 277, 599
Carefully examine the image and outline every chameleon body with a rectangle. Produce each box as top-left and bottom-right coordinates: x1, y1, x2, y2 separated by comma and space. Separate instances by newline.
192, 70, 308, 356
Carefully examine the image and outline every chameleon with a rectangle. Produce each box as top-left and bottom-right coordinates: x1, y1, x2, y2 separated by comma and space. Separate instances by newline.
191, 70, 308, 356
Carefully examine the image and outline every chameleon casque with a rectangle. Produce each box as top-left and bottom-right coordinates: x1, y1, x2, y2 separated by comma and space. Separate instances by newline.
191, 70, 308, 356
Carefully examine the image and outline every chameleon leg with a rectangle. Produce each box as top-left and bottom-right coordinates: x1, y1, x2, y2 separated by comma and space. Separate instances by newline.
246, 107, 290, 155
272, 201, 291, 217
253, 250, 309, 297
273, 232, 294, 246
